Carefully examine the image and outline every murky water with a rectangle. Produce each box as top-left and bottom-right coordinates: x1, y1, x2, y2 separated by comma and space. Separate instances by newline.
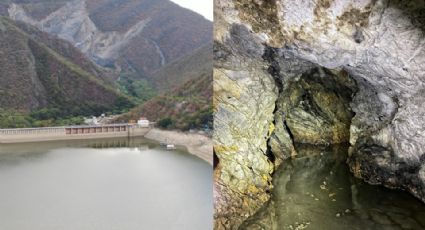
0, 137, 212, 230
242, 144, 425, 230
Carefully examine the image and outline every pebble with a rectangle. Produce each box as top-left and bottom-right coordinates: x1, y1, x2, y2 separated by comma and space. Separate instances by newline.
336, 213, 341, 217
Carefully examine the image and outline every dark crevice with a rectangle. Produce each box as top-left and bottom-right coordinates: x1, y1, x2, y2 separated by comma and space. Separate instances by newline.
262, 46, 285, 164
283, 120, 295, 142
213, 150, 219, 169
264, 148, 276, 164
262, 46, 284, 93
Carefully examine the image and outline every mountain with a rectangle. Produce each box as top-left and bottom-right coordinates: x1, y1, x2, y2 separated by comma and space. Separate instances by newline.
4, 0, 212, 76
152, 44, 212, 92
115, 45, 213, 130
0, 17, 132, 127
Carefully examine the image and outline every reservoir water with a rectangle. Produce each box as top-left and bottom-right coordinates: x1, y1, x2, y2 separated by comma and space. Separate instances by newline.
0, 137, 212, 230
242, 144, 425, 230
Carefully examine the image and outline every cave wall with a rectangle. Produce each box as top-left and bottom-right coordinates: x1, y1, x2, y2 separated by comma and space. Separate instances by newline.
213, 21, 278, 229
214, 0, 425, 228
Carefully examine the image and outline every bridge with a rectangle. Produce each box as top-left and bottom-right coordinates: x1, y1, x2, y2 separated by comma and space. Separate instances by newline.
0, 124, 152, 144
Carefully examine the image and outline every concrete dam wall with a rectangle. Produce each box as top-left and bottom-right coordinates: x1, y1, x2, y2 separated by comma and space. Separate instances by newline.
0, 124, 151, 144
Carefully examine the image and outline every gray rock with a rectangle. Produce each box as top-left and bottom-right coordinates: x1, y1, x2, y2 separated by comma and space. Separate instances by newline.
215, 0, 425, 228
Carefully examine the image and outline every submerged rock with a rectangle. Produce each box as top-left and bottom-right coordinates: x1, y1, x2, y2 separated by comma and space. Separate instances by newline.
240, 144, 425, 229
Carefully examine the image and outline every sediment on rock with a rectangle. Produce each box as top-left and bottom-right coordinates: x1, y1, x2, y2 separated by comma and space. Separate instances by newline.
213, 23, 278, 230
215, 0, 425, 229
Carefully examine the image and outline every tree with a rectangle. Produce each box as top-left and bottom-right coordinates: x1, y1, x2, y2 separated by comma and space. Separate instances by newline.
158, 117, 174, 129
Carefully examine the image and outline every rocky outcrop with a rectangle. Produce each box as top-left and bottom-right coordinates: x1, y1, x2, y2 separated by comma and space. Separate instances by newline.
213, 23, 278, 229
0, 17, 129, 114
7, 0, 212, 75
214, 0, 425, 228
278, 68, 356, 145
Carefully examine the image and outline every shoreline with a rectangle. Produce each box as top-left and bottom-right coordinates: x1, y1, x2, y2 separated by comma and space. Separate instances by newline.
0, 126, 213, 165
144, 128, 213, 166
0, 124, 149, 144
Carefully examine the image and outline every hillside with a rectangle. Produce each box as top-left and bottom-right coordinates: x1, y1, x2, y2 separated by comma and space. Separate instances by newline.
152, 44, 212, 92
119, 74, 212, 131
0, 17, 132, 128
5, 0, 212, 76
116, 46, 213, 130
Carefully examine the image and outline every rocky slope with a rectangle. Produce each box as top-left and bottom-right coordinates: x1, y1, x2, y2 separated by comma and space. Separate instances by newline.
0, 17, 130, 120
5, 0, 212, 76
116, 44, 213, 130
214, 0, 425, 229
152, 44, 213, 92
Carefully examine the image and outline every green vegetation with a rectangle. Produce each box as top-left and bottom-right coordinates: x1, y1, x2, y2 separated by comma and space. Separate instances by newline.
116, 72, 213, 131
177, 106, 213, 131
0, 94, 134, 128
0, 109, 85, 128
0, 18, 135, 129
157, 117, 174, 129
113, 44, 213, 132
117, 73, 157, 103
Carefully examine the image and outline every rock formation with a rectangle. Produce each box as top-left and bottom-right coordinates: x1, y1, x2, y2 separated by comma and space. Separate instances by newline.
6, 0, 212, 75
0, 17, 128, 114
214, 0, 425, 229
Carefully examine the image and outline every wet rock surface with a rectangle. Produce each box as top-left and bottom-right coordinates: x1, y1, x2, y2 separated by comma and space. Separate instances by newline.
278, 68, 356, 145
214, 0, 425, 228
213, 24, 277, 229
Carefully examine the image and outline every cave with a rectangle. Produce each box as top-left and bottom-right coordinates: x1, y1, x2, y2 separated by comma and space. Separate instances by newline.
214, 0, 425, 229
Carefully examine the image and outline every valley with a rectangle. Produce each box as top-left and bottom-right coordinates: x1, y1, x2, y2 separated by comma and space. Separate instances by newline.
0, 1, 213, 229
0, 0, 212, 131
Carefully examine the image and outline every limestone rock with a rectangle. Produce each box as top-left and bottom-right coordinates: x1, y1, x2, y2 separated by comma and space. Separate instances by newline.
280, 68, 356, 145
214, 24, 278, 229
215, 0, 425, 228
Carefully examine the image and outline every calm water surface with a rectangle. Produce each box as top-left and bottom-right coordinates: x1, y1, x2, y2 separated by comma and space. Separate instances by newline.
0, 138, 212, 230
242, 144, 425, 230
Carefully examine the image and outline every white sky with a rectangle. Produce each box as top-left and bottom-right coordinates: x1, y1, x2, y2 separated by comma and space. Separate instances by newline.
170, 0, 213, 21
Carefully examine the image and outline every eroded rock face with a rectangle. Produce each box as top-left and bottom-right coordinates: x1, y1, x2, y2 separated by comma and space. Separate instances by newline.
9, 0, 149, 66
213, 23, 277, 229
7, 0, 212, 75
279, 68, 356, 145
215, 0, 425, 228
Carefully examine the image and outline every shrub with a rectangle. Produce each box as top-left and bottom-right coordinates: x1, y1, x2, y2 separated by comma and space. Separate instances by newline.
157, 117, 174, 129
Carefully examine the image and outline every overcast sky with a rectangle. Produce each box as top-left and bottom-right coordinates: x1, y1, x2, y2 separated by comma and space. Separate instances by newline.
170, 0, 213, 21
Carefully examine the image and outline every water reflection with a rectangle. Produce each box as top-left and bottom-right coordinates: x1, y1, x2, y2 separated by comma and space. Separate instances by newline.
0, 137, 159, 154
0, 137, 212, 230
241, 144, 425, 230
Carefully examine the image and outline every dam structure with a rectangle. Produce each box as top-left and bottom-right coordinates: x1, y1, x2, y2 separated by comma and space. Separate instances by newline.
0, 123, 152, 144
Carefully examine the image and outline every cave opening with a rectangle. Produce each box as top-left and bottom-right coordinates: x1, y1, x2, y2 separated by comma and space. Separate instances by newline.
214, 1, 425, 229
241, 64, 425, 230
266, 61, 358, 166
